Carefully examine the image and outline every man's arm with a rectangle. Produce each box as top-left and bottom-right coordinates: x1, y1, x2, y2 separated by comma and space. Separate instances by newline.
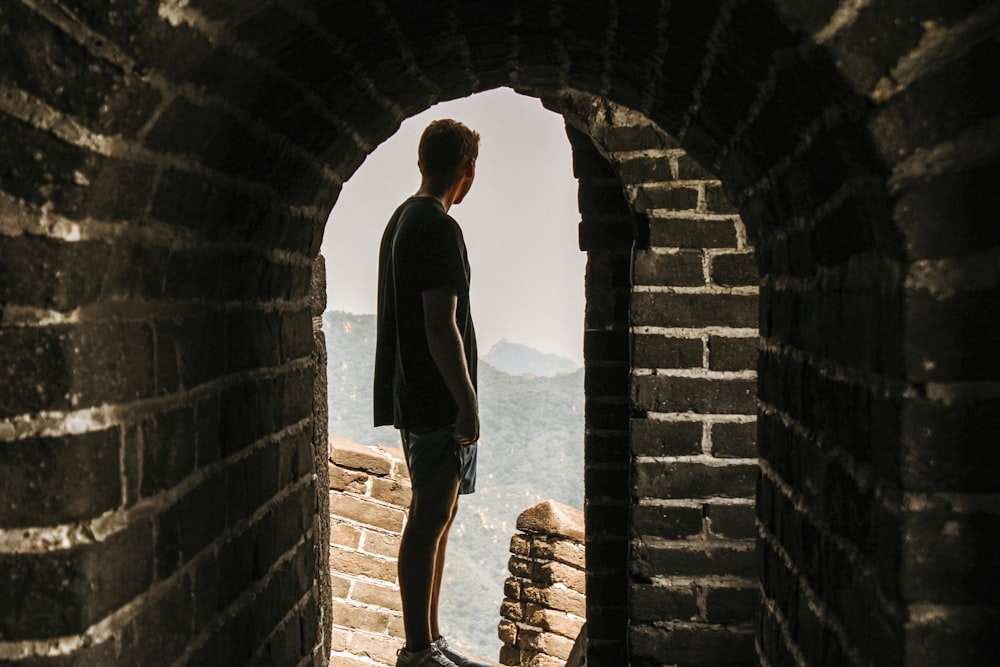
421, 287, 479, 445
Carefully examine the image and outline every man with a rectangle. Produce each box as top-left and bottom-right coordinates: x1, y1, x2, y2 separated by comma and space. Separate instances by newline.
374, 119, 491, 667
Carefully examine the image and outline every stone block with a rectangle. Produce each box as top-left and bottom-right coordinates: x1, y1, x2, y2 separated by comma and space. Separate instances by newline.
630, 418, 703, 457
517, 628, 575, 660
516, 500, 585, 541
632, 505, 703, 540
0, 428, 122, 526
629, 623, 755, 666
632, 375, 757, 414
330, 598, 390, 633
510, 534, 532, 557
500, 598, 524, 622
632, 334, 705, 369
521, 583, 587, 617
630, 583, 700, 622
0, 519, 154, 638
329, 493, 405, 532
351, 580, 402, 612
634, 460, 757, 499
711, 252, 758, 286
705, 585, 757, 624
523, 605, 585, 639
631, 540, 756, 579
361, 530, 400, 559
329, 436, 393, 475
649, 217, 739, 248
497, 619, 519, 645
328, 546, 397, 584
633, 249, 705, 287
532, 561, 586, 594
711, 421, 757, 458
634, 184, 699, 211
329, 522, 362, 549
329, 467, 369, 494
370, 476, 411, 506
631, 292, 758, 328
529, 537, 586, 569
708, 336, 758, 372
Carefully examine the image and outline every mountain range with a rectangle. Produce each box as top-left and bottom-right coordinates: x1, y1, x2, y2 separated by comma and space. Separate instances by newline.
322, 311, 585, 660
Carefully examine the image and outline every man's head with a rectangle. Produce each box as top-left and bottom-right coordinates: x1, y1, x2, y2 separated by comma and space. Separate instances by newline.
418, 119, 480, 201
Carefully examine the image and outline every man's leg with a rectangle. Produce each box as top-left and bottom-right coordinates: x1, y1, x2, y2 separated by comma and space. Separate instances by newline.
429, 497, 459, 641
398, 468, 461, 652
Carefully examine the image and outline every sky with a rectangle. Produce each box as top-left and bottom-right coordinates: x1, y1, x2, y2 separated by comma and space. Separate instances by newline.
321, 88, 586, 364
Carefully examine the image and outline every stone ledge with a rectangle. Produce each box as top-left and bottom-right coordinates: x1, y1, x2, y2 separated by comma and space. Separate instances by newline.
516, 500, 585, 541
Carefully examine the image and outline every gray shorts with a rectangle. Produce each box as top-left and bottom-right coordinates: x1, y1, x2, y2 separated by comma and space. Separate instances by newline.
400, 425, 477, 495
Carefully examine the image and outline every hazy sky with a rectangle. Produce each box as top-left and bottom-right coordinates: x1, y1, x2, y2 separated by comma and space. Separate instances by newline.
321, 88, 586, 364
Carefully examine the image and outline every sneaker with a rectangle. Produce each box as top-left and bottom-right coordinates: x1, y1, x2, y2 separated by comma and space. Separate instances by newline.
396, 645, 459, 667
433, 636, 493, 667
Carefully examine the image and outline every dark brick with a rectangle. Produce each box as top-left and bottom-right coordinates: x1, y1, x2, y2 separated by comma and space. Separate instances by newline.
630, 584, 699, 622
632, 375, 757, 414
634, 460, 757, 499
650, 217, 739, 248
0, 429, 121, 527
711, 252, 758, 286
633, 334, 704, 369
632, 292, 758, 328
585, 463, 630, 499
712, 421, 757, 458
705, 586, 756, 624
704, 183, 738, 213
630, 418, 702, 456
141, 406, 197, 497
634, 185, 699, 211
0, 519, 153, 638
708, 336, 758, 372
893, 161, 1000, 260
899, 397, 1000, 492
707, 503, 757, 539
630, 621, 755, 665
904, 290, 1000, 382
584, 329, 629, 362
117, 574, 195, 667
633, 249, 705, 286
584, 399, 630, 431
616, 156, 673, 183
585, 363, 630, 396
0, 2, 162, 137
578, 219, 635, 251
632, 505, 703, 540
0, 323, 154, 415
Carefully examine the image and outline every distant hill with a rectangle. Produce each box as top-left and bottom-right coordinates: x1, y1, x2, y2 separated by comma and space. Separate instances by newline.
482, 338, 579, 377
322, 311, 585, 661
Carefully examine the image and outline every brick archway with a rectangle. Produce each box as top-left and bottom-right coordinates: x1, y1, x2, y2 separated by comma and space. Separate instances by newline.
1, 2, 995, 666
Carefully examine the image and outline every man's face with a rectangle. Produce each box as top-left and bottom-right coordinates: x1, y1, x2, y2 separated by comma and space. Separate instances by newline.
452, 159, 476, 205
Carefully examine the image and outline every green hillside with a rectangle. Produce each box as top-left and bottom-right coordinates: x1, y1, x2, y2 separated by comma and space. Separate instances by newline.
323, 311, 585, 659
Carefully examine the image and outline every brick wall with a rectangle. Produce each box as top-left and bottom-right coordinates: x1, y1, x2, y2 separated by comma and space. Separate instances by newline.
553, 95, 758, 665
326, 437, 410, 667
1, 2, 996, 666
499, 501, 586, 667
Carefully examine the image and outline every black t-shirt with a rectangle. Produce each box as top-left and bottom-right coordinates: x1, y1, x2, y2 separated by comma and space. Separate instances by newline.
373, 196, 477, 428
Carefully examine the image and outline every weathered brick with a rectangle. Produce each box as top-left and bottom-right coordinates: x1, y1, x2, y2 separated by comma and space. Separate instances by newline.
632, 505, 703, 540
329, 493, 405, 532
630, 583, 699, 622
631, 418, 703, 456
711, 252, 758, 286
0, 519, 154, 638
649, 217, 739, 248
634, 460, 757, 499
329, 545, 397, 584
634, 184, 699, 211
632, 292, 758, 328
632, 375, 757, 414
707, 503, 757, 539
708, 336, 758, 372
630, 623, 755, 665
0, 428, 121, 526
633, 334, 704, 369
634, 249, 706, 286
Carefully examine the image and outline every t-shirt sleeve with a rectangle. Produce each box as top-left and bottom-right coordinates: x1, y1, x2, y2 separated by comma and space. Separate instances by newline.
407, 219, 468, 295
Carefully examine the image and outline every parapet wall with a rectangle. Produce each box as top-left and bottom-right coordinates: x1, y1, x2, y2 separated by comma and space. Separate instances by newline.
499, 501, 587, 667
327, 436, 410, 667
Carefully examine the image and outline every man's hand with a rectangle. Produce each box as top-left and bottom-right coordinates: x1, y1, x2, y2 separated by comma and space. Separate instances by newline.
454, 402, 479, 446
